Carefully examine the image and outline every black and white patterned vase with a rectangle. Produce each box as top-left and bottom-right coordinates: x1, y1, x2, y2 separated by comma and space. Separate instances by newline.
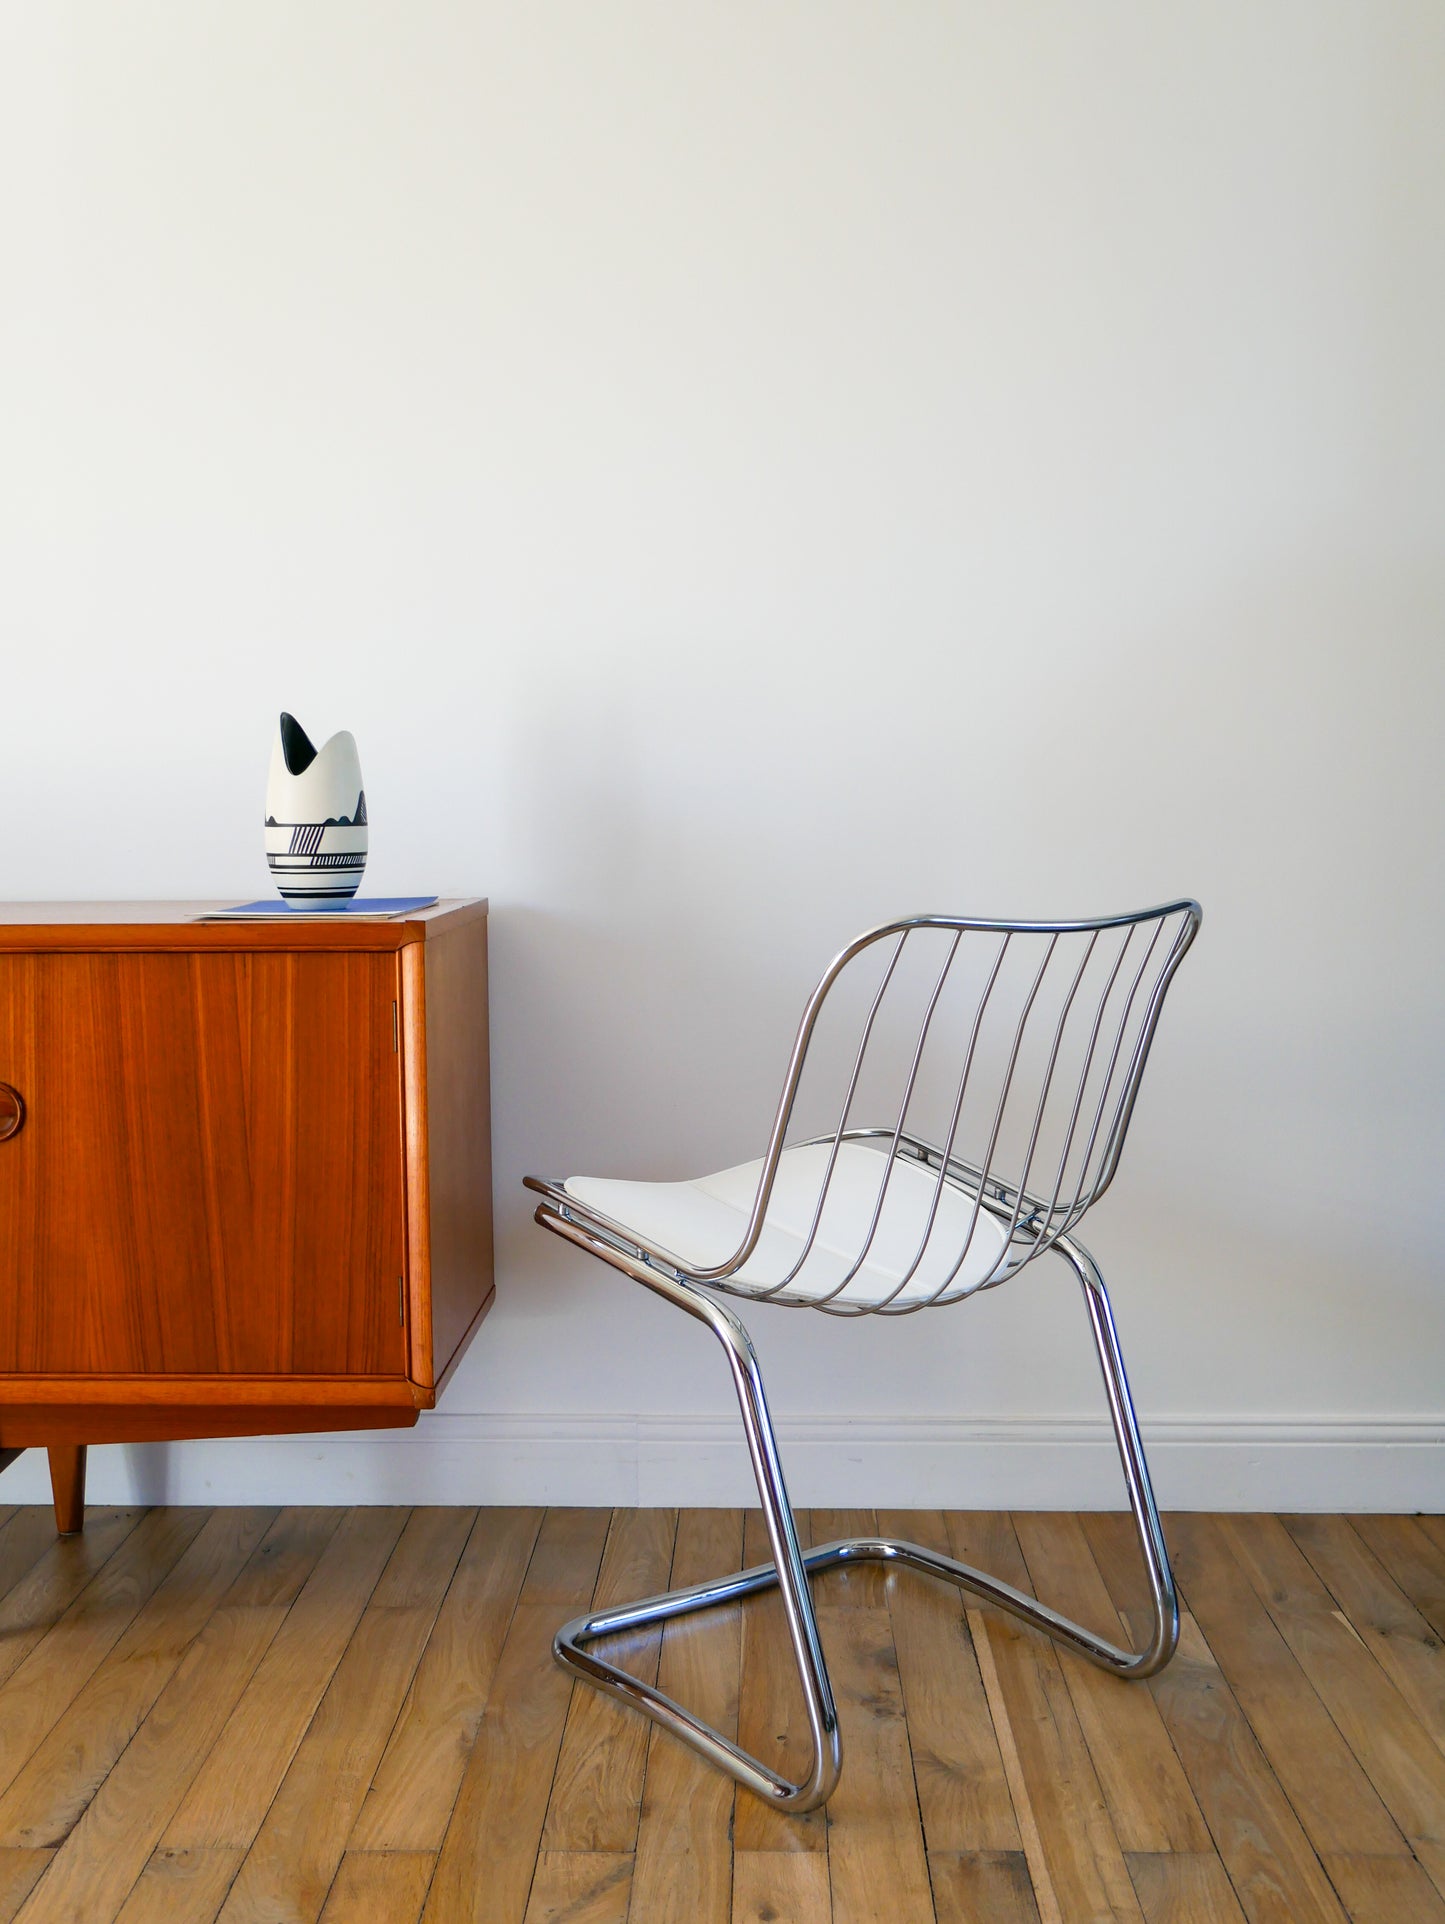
264, 712, 368, 905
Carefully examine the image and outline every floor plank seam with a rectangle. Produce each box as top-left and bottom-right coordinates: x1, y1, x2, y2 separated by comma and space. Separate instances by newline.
966, 1604, 1061, 1924
1293, 1514, 1445, 1777
623, 1505, 698, 1924
521, 1507, 605, 1924
222, 1504, 418, 1914
185, 1508, 354, 1852
888, 1558, 964, 1924
344, 1507, 476, 1844
388, 1506, 544, 1917
7, 1507, 1445, 1924
1171, 1532, 1364, 1921
1125, 1580, 1246, 1919
0, 1507, 221, 1840
1029, 1527, 1242, 1915
69, 1533, 294, 1868
1212, 1518, 1421, 1866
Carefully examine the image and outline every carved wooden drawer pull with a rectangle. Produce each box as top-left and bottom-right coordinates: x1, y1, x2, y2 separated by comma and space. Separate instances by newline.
0, 1084, 24, 1141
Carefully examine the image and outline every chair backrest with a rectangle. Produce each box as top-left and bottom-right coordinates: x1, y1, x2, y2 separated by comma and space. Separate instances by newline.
734, 901, 1201, 1313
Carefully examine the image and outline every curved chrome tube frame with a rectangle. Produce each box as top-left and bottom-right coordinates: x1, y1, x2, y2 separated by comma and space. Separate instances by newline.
535, 1201, 1179, 1815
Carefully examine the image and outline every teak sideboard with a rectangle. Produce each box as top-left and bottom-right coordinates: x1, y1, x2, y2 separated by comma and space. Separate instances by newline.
0, 900, 493, 1531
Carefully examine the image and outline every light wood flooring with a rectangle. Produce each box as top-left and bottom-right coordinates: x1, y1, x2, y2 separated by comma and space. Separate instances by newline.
0, 1504, 1443, 1922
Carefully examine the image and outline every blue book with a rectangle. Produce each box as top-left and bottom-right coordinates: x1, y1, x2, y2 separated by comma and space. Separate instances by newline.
205, 896, 440, 920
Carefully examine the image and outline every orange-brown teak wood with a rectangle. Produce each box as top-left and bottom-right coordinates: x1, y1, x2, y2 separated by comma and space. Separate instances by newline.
0, 900, 493, 1532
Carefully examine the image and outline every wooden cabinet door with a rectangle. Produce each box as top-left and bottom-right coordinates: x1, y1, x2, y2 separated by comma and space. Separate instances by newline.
0, 950, 407, 1377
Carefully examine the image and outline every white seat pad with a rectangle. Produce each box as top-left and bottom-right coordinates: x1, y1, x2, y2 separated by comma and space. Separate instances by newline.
564, 1142, 1012, 1308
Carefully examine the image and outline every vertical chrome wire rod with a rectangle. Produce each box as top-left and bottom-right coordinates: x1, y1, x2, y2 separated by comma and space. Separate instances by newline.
1057, 915, 1170, 1237
833, 931, 1064, 1319
982, 929, 1102, 1256
1035, 923, 1140, 1240
879, 930, 1096, 1317
883, 931, 1013, 1304
684, 928, 912, 1283
803, 929, 964, 1310
754, 930, 911, 1302
905, 935, 1061, 1310
1085, 910, 1200, 1203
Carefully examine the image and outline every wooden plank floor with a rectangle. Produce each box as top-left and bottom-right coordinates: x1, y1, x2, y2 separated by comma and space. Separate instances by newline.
0, 1506, 1442, 1923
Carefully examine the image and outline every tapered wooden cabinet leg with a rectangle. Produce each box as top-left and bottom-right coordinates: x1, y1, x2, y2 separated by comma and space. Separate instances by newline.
48, 1445, 87, 1535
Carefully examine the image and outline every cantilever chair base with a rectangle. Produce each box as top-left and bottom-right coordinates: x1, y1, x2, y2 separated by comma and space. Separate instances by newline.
529, 900, 1199, 1811
535, 1199, 1180, 1815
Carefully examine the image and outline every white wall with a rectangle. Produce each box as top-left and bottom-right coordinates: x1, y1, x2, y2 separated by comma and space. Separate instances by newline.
2, 1, 1442, 1510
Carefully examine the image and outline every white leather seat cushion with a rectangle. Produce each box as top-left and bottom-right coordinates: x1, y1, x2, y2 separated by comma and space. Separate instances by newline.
564, 1142, 1012, 1308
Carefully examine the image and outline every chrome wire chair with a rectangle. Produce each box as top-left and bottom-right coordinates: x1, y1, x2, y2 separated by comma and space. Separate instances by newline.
525, 900, 1201, 1813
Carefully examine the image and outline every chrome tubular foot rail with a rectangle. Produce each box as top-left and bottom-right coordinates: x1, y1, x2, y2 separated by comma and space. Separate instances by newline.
540, 1202, 842, 1812
537, 1203, 1178, 1814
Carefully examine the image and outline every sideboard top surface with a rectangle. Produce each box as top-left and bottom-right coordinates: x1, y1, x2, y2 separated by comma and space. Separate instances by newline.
0, 898, 487, 952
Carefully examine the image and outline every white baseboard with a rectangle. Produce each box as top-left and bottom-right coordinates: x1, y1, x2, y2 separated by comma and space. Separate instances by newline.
3, 1412, 1442, 1512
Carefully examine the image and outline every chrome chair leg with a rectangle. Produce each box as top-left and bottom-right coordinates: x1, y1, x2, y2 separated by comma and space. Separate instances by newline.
547, 1206, 843, 1812
540, 1205, 1178, 1814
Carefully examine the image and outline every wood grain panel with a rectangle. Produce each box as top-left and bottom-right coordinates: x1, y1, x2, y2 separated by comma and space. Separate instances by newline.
0, 1379, 422, 1453
422, 1508, 613, 1924
113, 1850, 246, 1924
731, 1850, 831, 1923
0, 899, 485, 947
948, 1512, 1142, 1924
876, 1509, 1020, 1855
541, 1509, 676, 1853
928, 1851, 1041, 1924
1350, 1516, 1445, 1642
0, 1511, 144, 1692
1125, 1851, 1248, 1923
0, 1507, 277, 1847
216, 1507, 472, 1924
1011, 1512, 1211, 1854
319, 1852, 435, 1924
1283, 1513, 1445, 1755
1084, 1514, 1349, 1924
0, 1507, 208, 1798
7, 1503, 1445, 1923
0, 1850, 51, 1924
1321, 1852, 1445, 1924
0, 951, 406, 1380
407, 915, 493, 1392
628, 1509, 744, 1924
0, 1512, 60, 1614
824, 1602, 935, 1924
352, 1507, 542, 1852
16, 1514, 336, 1924
165, 1508, 407, 1851
523, 1852, 633, 1924
1165, 1514, 1406, 1859
1222, 1514, 1445, 1902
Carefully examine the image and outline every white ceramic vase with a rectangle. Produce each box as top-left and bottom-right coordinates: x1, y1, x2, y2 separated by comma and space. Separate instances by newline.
264, 713, 368, 905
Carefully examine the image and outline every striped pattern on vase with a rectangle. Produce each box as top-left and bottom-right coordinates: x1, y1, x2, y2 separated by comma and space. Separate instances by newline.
264, 712, 369, 905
